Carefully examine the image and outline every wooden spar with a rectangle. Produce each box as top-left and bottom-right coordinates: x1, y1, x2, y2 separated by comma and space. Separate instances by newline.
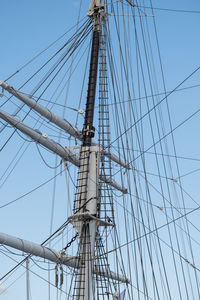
0, 109, 128, 194
0, 231, 129, 283
0, 80, 130, 169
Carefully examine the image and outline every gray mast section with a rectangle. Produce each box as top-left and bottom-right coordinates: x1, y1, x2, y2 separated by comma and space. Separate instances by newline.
0, 231, 129, 283
0, 81, 129, 170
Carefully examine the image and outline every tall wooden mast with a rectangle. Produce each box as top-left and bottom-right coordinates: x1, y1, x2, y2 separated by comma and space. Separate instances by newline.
72, 2, 104, 299
82, 5, 101, 146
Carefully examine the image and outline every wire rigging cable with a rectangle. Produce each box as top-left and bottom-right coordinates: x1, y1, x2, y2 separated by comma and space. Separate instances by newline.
1, 1, 200, 299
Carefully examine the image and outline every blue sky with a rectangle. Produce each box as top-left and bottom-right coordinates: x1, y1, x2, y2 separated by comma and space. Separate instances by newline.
1, 0, 200, 299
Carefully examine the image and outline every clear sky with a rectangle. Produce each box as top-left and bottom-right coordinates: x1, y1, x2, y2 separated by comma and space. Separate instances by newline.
0, 0, 200, 299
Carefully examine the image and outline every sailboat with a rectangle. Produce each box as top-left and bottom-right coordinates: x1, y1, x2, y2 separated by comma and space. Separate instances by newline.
0, 0, 200, 299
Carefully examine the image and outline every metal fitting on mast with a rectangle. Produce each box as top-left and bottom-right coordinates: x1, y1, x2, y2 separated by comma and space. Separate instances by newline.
88, 0, 105, 31
88, 0, 103, 17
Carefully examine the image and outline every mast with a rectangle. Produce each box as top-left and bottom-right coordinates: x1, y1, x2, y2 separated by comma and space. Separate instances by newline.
72, 1, 104, 299
83, 2, 101, 147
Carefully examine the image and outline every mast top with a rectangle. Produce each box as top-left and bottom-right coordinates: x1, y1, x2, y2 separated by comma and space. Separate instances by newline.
88, 0, 103, 17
